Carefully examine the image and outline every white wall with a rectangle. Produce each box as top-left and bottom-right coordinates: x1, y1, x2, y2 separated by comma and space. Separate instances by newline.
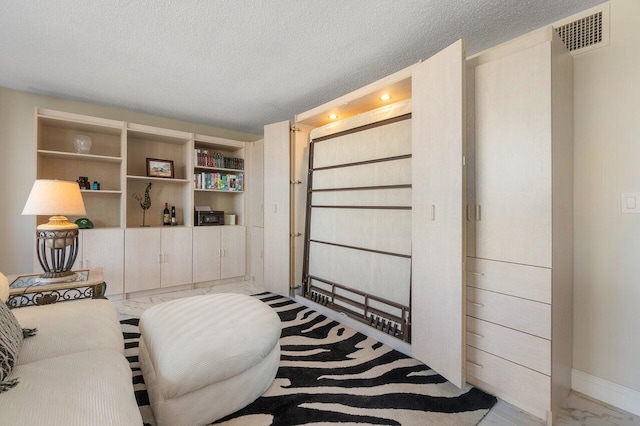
0, 86, 259, 275
573, 0, 640, 392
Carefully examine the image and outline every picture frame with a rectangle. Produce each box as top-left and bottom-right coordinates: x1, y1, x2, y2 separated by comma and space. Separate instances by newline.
146, 158, 174, 179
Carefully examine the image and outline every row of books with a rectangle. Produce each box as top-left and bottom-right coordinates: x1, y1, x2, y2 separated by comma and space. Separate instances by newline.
195, 149, 244, 170
194, 172, 244, 191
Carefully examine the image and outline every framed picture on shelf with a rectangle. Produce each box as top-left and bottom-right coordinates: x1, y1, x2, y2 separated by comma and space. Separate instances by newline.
146, 158, 174, 178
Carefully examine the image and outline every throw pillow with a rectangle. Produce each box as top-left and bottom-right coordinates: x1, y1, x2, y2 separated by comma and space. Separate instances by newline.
0, 301, 23, 392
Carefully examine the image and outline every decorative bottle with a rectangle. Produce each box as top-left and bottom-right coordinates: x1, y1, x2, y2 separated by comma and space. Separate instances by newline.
171, 206, 177, 226
163, 203, 170, 226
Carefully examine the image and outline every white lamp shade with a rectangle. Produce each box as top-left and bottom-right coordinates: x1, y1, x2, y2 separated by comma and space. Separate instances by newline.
22, 179, 87, 216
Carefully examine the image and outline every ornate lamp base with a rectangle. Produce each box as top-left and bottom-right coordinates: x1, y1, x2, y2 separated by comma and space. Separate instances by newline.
35, 216, 80, 283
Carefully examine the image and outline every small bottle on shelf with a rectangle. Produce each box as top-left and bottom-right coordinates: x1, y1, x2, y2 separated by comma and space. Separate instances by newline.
163, 203, 170, 226
171, 206, 177, 226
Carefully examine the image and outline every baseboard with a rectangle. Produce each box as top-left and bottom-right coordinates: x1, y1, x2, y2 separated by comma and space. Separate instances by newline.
571, 369, 640, 417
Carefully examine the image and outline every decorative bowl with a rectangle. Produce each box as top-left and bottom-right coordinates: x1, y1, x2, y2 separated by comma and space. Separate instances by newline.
73, 135, 92, 154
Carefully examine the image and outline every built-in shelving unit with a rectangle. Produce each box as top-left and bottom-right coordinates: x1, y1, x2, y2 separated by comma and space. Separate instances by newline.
193, 134, 246, 224
36, 108, 125, 228
34, 107, 250, 297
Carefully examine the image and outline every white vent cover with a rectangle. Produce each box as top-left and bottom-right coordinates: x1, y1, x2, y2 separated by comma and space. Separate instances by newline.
553, 3, 610, 55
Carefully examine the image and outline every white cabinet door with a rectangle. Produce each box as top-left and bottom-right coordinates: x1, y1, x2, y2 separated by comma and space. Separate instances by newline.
81, 228, 124, 295
263, 121, 291, 295
472, 43, 552, 268
221, 226, 246, 279
250, 226, 264, 284
125, 228, 161, 293
161, 227, 193, 288
192, 226, 222, 283
411, 39, 466, 388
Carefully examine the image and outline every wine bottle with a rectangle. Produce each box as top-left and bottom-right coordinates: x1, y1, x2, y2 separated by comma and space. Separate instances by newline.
171, 206, 177, 226
163, 203, 170, 226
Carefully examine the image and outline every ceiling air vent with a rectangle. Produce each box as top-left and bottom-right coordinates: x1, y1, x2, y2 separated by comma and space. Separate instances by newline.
553, 3, 610, 55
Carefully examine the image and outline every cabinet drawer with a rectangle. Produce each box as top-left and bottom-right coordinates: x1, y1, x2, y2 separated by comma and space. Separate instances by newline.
466, 316, 550, 375
467, 286, 551, 339
467, 257, 551, 303
467, 346, 550, 421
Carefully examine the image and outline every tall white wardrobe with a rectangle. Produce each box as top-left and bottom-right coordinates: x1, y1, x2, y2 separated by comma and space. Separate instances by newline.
465, 28, 573, 422
261, 26, 573, 424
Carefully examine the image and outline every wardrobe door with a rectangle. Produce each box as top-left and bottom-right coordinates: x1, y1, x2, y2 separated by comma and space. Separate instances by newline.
263, 121, 291, 296
473, 43, 552, 268
411, 39, 466, 388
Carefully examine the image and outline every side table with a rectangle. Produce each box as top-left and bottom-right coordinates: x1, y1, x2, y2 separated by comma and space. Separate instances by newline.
6, 268, 107, 309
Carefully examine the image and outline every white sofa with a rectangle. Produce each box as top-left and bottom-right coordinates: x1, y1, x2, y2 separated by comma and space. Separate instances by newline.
0, 273, 143, 426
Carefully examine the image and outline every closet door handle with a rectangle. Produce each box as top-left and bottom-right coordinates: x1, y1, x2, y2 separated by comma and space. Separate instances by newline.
466, 205, 472, 221
468, 331, 484, 338
469, 272, 485, 276
475, 204, 481, 221
468, 361, 483, 369
430, 205, 436, 221
468, 301, 484, 307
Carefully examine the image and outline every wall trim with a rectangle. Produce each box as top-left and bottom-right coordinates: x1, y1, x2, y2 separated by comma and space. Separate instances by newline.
572, 369, 640, 417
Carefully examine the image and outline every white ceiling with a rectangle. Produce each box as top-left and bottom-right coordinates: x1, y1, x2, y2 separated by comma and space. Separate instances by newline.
0, 1, 604, 135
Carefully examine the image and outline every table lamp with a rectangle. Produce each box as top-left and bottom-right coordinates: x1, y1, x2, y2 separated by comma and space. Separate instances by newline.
22, 179, 87, 282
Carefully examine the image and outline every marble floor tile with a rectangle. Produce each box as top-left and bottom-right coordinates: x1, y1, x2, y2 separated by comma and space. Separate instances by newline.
555, 391, 639, 425
478, 391, 640, 426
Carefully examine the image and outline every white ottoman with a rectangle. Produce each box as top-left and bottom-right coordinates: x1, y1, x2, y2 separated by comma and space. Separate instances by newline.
139, 293, 281, 426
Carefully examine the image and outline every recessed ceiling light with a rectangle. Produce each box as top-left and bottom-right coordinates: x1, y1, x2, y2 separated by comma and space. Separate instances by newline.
380, 94, 391, 101
328, 114, 338, 120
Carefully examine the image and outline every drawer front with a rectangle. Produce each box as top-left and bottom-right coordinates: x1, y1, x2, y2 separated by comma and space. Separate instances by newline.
466, 316, 550, 375
467, 346, 550, 421
467, 257, 551, 303
467, 286, 551, 339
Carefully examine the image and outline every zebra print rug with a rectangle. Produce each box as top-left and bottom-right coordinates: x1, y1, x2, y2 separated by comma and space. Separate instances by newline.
121, 292, 496, 425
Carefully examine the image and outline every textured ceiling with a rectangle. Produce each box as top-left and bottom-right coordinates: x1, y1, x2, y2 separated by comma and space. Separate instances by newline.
0, 0, 604, 135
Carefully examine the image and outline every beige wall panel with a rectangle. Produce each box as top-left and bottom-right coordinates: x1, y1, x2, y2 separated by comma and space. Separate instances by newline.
312, 158, 411, 190
312, 188, 412, 207
550, 29, 574, 417
312, 119, 411, 168
308, 242, 411, 307
309, 209, 412, 256
572, 0, 640, 393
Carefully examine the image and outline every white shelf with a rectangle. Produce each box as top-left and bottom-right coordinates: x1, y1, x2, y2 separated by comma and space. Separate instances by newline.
80, 189, 122, 194
38, 150, 122, 164
194, 166, 244, 173
194, 189, 244, 193
126, 175, 190, 184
